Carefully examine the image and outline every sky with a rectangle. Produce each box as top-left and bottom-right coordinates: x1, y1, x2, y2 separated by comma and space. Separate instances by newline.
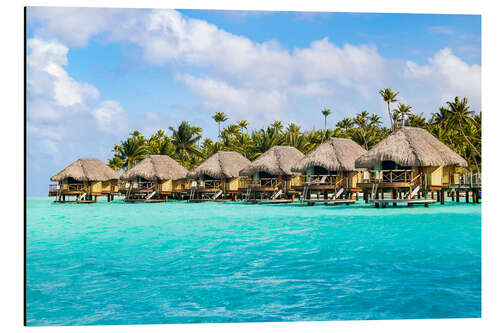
26, 7, 481, 196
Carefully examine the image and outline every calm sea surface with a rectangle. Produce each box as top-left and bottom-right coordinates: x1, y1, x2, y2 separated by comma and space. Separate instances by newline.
26, 197, 481, 325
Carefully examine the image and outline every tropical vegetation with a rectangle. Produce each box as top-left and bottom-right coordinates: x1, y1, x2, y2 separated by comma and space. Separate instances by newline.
108, 92, 481, 173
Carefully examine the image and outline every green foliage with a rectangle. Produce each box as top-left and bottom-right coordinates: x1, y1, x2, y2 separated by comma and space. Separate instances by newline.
108, 95, 481, 173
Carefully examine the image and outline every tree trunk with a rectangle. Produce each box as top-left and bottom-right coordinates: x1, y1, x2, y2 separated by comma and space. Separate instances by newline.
387, 102, 394, 131
458, 120, 482, 159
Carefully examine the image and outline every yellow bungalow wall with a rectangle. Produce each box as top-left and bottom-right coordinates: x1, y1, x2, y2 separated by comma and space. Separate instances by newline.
161, 179, 173, 192
348, 171, 363, 188
173, 179, 189, 192
90, 181, 102, 194
101, 180, 117, 193
288, 175, 304, 188
226, 178, 239, 191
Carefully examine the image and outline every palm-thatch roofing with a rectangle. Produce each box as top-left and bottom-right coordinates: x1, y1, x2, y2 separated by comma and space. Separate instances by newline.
239, 146, 305, 177
51, 158, 120, 182
187, 151, 251, 179
120, 155, 188, 181
354, 126, 468, 168
292, 138, 367, 173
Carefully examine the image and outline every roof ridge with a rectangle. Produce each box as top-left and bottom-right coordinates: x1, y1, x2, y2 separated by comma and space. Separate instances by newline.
404, 129, 422, 166
217, 152, 226, 178
149, 156, 161, 180
79, 159, 90, 181
330, 140, 343, 170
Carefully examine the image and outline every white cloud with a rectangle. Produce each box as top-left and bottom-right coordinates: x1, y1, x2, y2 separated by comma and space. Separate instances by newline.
27, 38, 99, 108
27, 7, 139, 47
28, 8, 482, 132
27, 37, 129, 161
180, 74, 289, 123
404, 48, 481, 105
92, 100, 127, 133
429, 26, 455, 35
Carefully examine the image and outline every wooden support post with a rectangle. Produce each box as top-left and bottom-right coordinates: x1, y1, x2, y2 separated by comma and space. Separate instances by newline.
440, 189, 445, 205
165, 195, 168, 202
456, 190, 460, 203
364, 190, 368, 203
111, 194, 114, 201
107, 194, 110, 202
355, 192, 359, 201
392, 189, 397, 206
291, 194, 295, 203
465, 191, 469, 203
473, 190, 478, 204
451, 191, 455, 201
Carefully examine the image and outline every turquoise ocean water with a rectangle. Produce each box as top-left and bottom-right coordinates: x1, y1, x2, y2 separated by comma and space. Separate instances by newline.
26, 197, 481, 325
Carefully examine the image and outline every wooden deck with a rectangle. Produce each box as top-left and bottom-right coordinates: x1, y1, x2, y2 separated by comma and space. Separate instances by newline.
188, 199, 233, 203
123, 198, 168, 203
358, 182, 412, 189
372, 198, 436, 207
302, 199, 356, 206
53, 200, 96, 204
245, 199, 294, 204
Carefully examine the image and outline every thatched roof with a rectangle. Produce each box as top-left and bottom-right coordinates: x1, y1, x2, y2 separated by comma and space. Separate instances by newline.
120, 155, 188, 181
292, 138, 367, 173
51, 158, 119, 182
354, 126, 468, 168
240, 146, 305, 177
187, 151, 251, 179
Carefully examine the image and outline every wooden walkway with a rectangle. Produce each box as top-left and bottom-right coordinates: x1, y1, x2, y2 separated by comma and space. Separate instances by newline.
54, 200, 96, 204
245, 199, 294, 204
302, 199, 356, 206
188, 199, 233, 203
372, 198, 436, 208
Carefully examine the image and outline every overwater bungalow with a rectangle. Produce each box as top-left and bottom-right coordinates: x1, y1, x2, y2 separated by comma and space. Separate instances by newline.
354, 126, 468, 207
239, 146, 305, 203
120, 155, 188, 202
186, 151, 251, 202
49, 158, 120, 203
291, 138, 367, 205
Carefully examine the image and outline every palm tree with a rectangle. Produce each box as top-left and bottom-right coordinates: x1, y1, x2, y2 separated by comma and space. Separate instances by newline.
379, 88, 399, 131
393, 103, 412, 127
169, 121, 202, 166
321, 108, 332, 131
337, 118, 353, 131
286, 122, 301, 136
212, 111, 228, 138
445, 96, 481, 159
113, 136, 149, 170
271, 120, 284, 133
237, 120, 249, 133
369, 114, 382, 127
107, 156, 124, 171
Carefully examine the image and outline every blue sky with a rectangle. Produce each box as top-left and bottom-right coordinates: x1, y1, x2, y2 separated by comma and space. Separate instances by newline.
26, 7, 481, 195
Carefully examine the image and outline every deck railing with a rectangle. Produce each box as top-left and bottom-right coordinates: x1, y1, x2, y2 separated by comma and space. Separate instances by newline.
250, 178, 282, 189
238, 178, 252, 189
193, 179, 222, 190
120, 181, 156, 192
49, 183, 87, 193
370, 170, 414, 184
451, 173, 482, 187
305, 174, 338, 185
